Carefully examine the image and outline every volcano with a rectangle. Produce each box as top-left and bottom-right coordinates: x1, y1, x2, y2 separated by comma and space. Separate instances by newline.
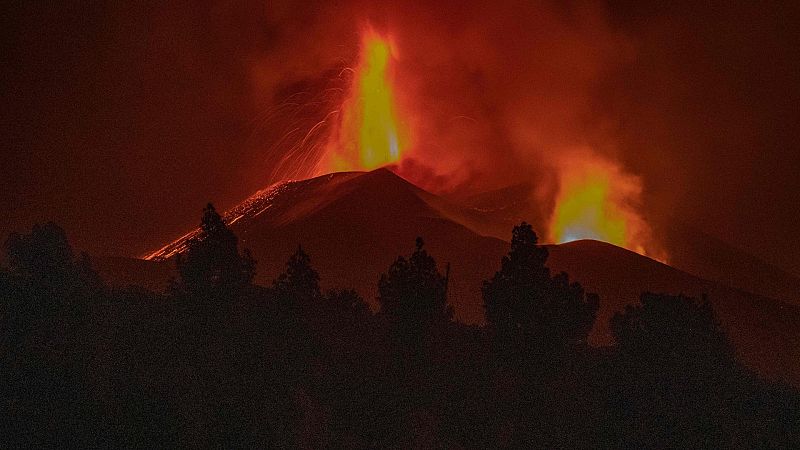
97, 168, 800, 386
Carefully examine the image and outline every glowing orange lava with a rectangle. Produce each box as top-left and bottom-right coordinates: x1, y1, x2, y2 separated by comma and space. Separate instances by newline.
549, 155, 662, 259
325, 29, 408, 172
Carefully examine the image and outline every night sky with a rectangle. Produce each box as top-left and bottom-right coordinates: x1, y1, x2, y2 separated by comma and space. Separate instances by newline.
2, 1, 799, 275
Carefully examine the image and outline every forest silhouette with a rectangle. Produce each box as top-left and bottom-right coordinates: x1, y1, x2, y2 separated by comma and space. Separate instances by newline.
1, 205, 798, 447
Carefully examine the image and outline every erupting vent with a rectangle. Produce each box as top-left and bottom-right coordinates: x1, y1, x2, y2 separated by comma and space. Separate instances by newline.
323, 29, 408, 172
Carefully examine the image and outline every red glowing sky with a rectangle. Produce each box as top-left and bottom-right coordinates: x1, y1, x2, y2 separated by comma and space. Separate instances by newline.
1, 1, 799, 274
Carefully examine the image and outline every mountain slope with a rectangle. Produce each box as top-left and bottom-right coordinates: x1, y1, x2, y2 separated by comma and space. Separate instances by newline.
661, 222, 800, 305
119, 168, 800, 386
445, 179, 800, 306
231, 168, 510, 324
546, 240, 800, 384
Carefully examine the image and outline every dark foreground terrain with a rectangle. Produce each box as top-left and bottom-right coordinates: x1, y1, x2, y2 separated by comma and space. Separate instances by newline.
2, 205, 799, 447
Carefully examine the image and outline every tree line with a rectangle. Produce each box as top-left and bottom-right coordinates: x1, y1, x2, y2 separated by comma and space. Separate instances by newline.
1, 203, 798, 448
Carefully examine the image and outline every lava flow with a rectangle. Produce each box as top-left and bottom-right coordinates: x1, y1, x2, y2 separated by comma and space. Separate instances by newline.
323, 29, 408, 172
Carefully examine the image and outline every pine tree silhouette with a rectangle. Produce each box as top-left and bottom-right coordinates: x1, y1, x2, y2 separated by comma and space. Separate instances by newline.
612, 292, 733, 367
483, 222, 598, 364
609, 292, 749, 447
1, 222, 104, 447
274, 245, 320, 304
378, 237, 453, 350
172, 203, 255, 297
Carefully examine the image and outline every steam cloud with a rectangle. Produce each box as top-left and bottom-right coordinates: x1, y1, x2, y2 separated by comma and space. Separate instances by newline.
245, 0, 656, 250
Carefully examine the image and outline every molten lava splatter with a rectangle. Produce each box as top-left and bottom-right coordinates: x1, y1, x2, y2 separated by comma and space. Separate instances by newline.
325, 29, 408, 172
549, 155, 662, 260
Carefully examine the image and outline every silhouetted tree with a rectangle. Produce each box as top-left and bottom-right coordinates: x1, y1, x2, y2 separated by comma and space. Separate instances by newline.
2, 222, 102, 333
263, 246, 329, 446
612, 292, 733, 368
483, 222, 598, 364
162, 205, 259, 445
5, 221, 100, 291
6, 222, 73, 274
273, 245, 321, 304
172, 203, 255, 297
378, 237, 453, 349
374, 238, 454, 445
610, 292, 756, 447
1, 223, 104, 447
326, 288, 370, 318
481, 223, 601, 447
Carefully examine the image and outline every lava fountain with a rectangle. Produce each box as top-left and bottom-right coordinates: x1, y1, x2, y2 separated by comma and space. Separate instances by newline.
324, 28, 408, 172
549, 154, 663, 260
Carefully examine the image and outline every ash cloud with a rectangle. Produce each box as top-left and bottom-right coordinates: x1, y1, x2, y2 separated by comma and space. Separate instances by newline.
3, 1, 799, 273
248, 0, 638, 237
245, 0, 800, 270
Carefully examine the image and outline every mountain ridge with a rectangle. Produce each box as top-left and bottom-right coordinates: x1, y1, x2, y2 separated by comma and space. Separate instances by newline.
105, 168, 800, 386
